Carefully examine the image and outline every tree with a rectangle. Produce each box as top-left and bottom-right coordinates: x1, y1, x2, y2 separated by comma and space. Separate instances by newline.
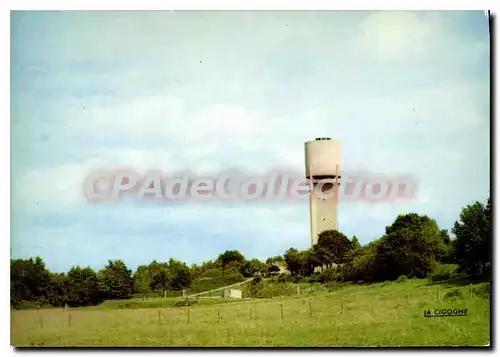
452, 198, 491, 277
48, 273, 69, 307
375, 213, 446, 280
133, 265, 152, 300
217, 250, 246, 274
439, 229, 456, 264
240, 259, 268, 277
148, 261, 170, 292
375, 230, 433, 280
340, 244, 378, 282
284, 248, 304, 275
351, 236, 362, 250
67, 266, 100, 306
11, 257, 52, 307
313, 230, 354, 266
168, 258, 192, 290
97, 260, 134, 300
301, 249, 320, 276
266, 256, 284, 264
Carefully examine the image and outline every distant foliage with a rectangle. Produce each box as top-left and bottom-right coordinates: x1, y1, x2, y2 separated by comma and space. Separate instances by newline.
217, 250, 246, 273
452, 198, 491, 278
173, 299, 198, 307
351, 236, 362, 250
67, 266, 100, 307
314, 230, 354, 266
339, 245, 377, 282
240, 259, 268, 277
317, 268, 340, 283
375, 214, 446, 280
428, 263, 458, 282
11, 257, 53, 308
98, 260, 134, 301
11, 198, 490, 309
277, 274, 294, 283
188, 272, 245, 294
242, 281, 297, 298
252, 273, 262, 284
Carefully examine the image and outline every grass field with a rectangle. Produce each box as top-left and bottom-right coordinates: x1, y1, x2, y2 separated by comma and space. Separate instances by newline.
11, 278, 490, 347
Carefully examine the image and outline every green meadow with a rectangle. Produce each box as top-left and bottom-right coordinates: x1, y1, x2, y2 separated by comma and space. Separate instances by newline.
11, 278, 490, 347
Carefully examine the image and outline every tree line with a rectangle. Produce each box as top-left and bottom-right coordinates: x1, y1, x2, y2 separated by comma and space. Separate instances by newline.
11, 197, 490, 309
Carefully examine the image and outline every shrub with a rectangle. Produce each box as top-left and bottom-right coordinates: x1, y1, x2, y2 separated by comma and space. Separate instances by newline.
443, 290, 464, 300
428, 263, 458, 282
473, 283, 490, 298
339, 245, 376, 282
324, 281, 342, 291
242, 281, 296, 298
277, 274, 293, 283
317, 268, 339, 283
14, 300, 52, 310
292, 274, 314, 283
396, 275, 408, 283
199, 268, 224, 278
173, 299, 198, 307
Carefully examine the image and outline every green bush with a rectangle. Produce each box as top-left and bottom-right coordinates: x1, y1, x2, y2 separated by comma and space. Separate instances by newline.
428, 263, 458, 282
317, 268, 339, 283
396, 275, 408, 283
131, 290, 181, 299
252, 274, 262, 284
338, 246, 376, 282
472, 283, 490, 298
242, 281, 296, 298
14, 300, 53, 310
277, 274, 293, 283
173, 299, 198, 307
443, 289, 464, 300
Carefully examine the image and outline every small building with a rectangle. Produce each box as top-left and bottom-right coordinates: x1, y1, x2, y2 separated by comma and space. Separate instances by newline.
223, 289, 242, 299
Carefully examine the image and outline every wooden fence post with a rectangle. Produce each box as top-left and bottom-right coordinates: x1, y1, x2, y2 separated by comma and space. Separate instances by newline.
38, 308, 43, 328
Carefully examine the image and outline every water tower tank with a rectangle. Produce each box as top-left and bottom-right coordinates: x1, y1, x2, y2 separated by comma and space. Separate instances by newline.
304, 138, 341, 246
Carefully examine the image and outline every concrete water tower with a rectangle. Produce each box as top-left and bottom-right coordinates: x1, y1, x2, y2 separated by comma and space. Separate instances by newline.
305, 138, 341, 247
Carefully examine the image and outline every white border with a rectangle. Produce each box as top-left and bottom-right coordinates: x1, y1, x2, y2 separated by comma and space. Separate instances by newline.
3, 2, 497, 357
4, 0, 497, 10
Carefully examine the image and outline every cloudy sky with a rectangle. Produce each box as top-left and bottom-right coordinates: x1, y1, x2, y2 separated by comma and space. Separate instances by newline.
11, 11, 490, 272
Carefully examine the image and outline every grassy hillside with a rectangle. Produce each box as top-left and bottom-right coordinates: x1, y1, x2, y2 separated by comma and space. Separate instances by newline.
11, 278, 490, 347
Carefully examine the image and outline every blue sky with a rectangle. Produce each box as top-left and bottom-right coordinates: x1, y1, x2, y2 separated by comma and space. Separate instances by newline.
11, 11, 490, 273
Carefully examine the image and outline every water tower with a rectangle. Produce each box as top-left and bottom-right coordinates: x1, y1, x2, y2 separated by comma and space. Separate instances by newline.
304, 138, 341, 247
